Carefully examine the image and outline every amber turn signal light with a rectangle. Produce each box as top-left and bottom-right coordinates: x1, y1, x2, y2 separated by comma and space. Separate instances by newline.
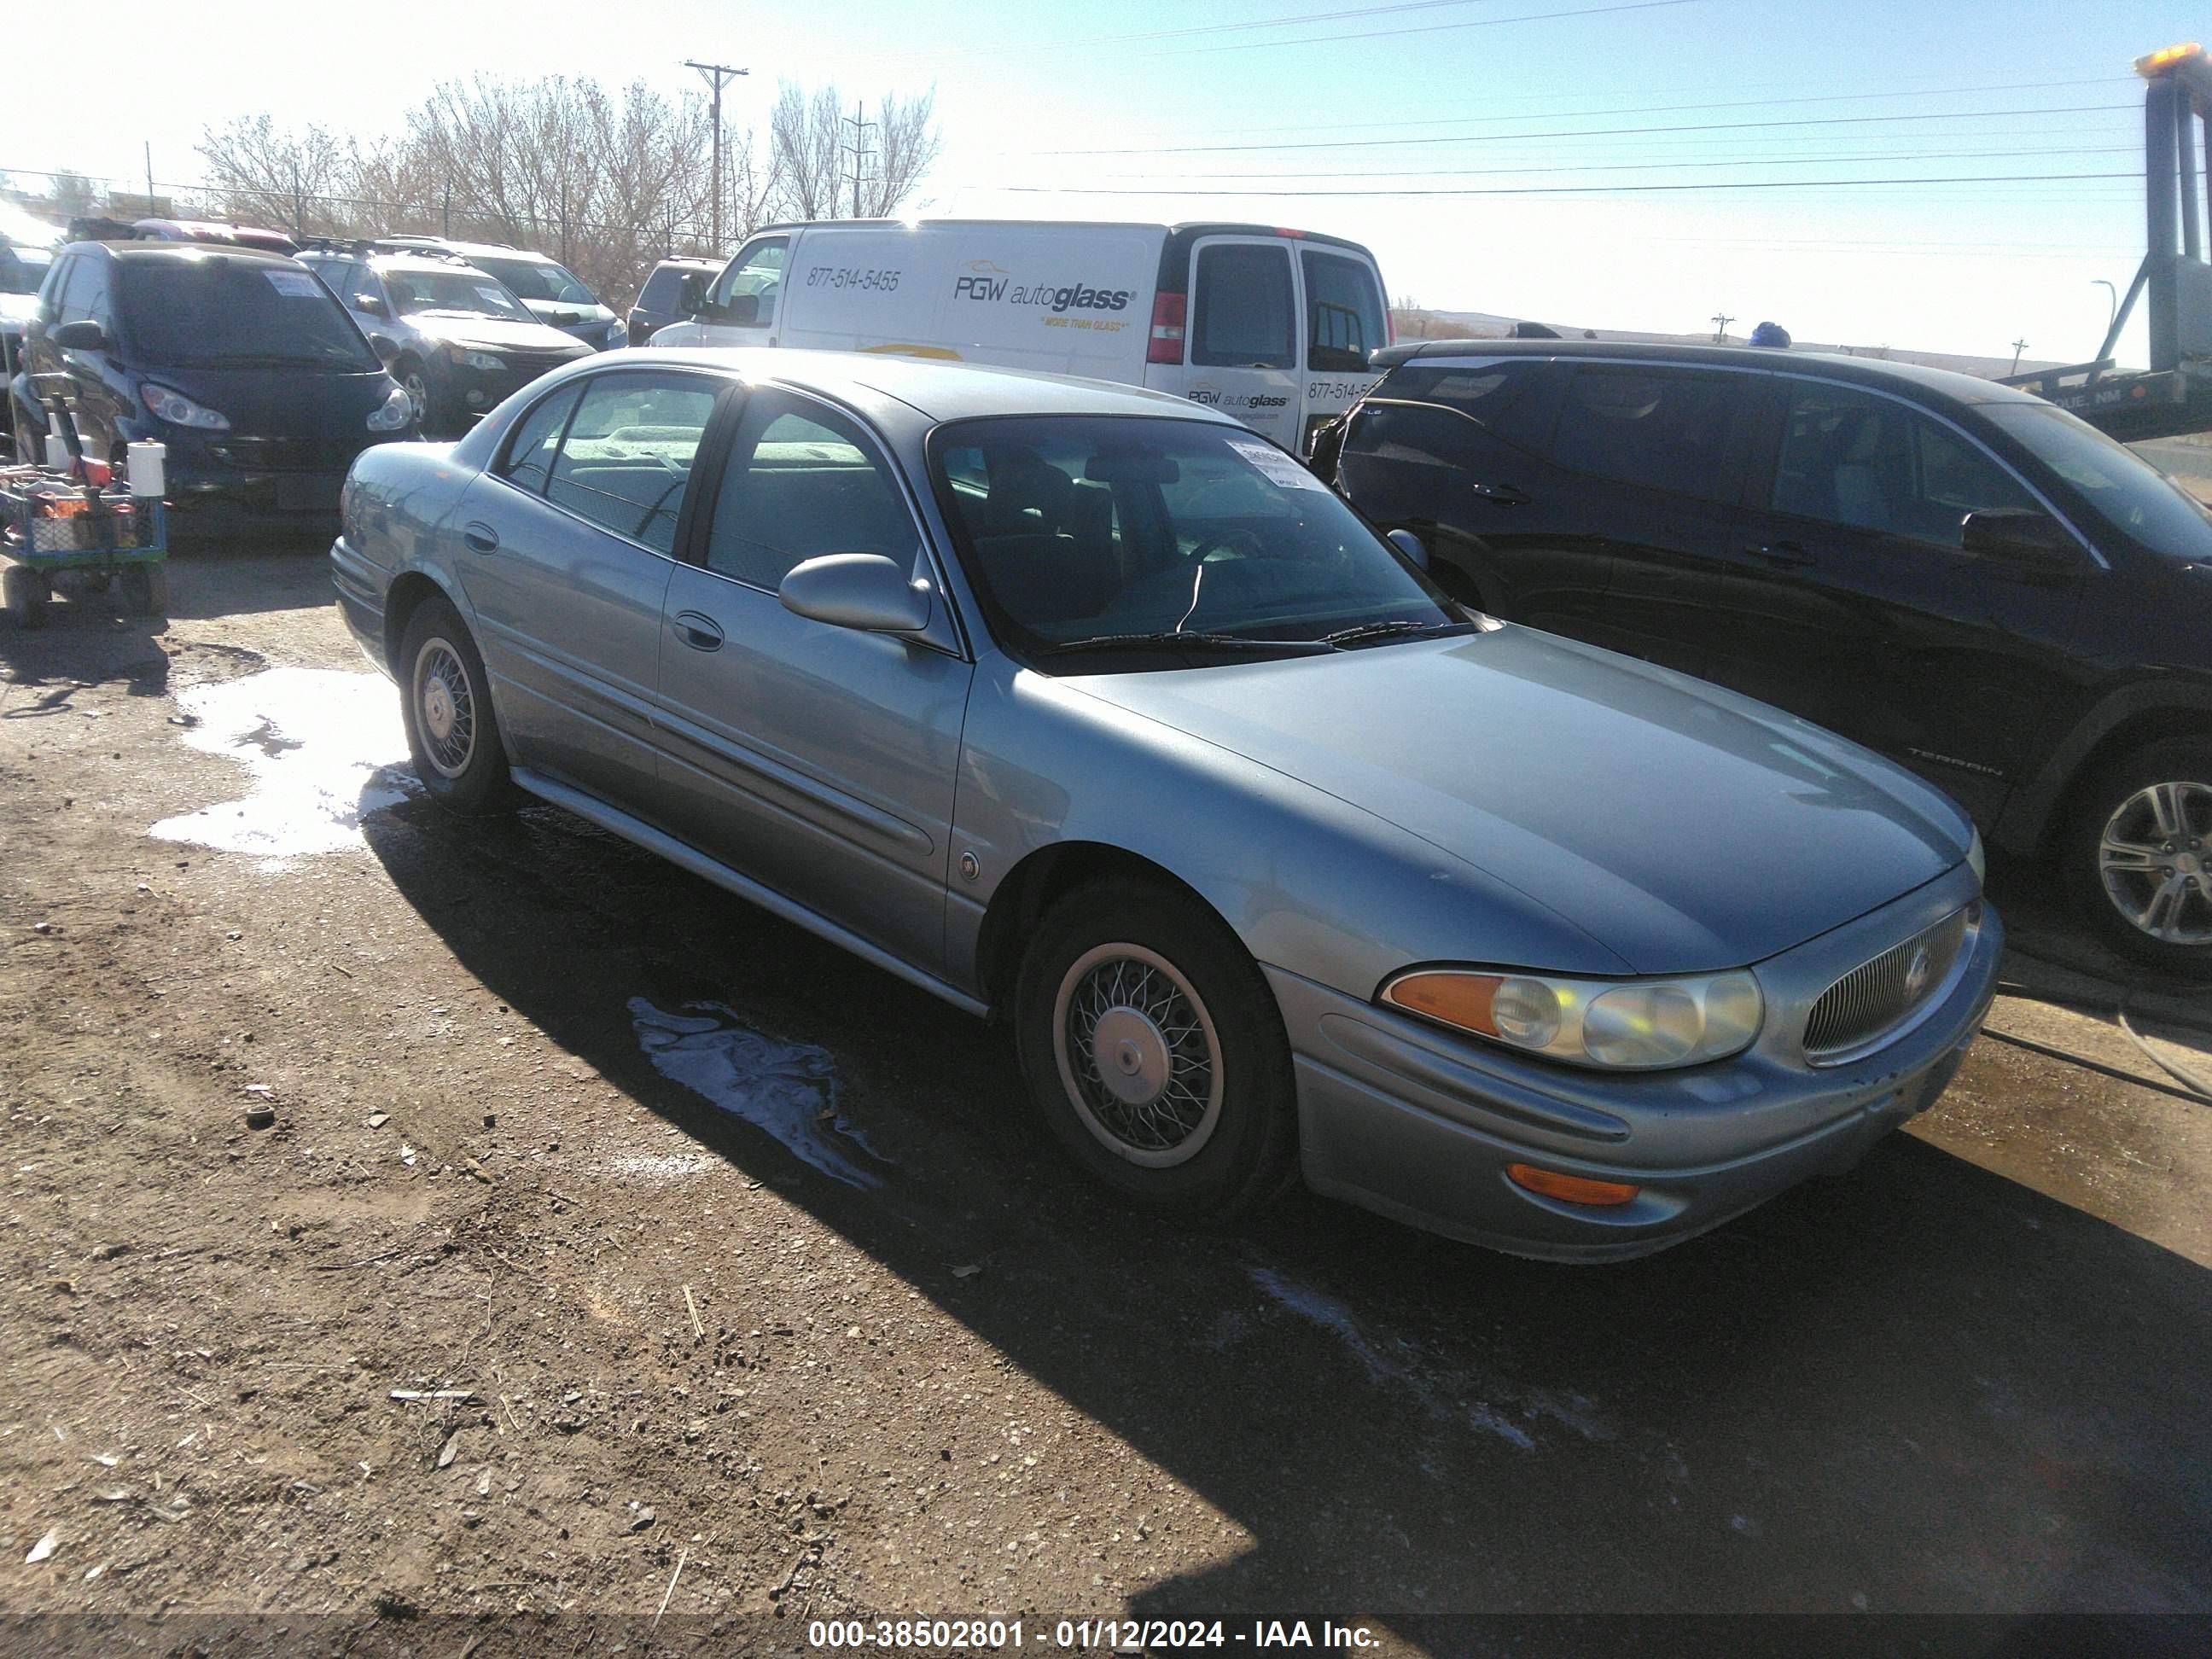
1385, 970, 1501, 1035
1506, 1163, 1641, 1208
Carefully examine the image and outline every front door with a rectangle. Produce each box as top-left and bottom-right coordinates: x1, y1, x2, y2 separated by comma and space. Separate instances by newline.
1726, 376, 2087, 822
452, 368, 723, 810
1181, 236, 1301, 448
654, 387, 973, 972
694, 235, 788, 347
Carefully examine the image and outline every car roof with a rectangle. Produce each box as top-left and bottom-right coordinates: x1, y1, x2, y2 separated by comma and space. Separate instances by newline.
654, 257, 724, 271
87, 242, 300, 267
420, 239, 553, 262
1374, 337, 2052, 408
629, 346, 1246, 424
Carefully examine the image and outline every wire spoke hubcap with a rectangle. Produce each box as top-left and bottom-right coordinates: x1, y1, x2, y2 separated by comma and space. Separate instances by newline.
413, 639, 476, 779
1052, 944, 1224, 1168
2099, 778, 2212, 944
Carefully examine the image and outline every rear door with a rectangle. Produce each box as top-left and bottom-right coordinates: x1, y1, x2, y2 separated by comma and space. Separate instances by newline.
452, 367, 725, 811
1298, 245, 1388, 454
654, 388, 973, 971
1179, 236, 1300, 447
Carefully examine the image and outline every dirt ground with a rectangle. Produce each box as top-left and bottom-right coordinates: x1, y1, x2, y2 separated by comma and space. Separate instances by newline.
0, 545, 2208, 1656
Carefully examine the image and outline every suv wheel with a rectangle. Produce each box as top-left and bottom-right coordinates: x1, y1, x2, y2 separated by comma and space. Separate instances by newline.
1013, 880, 1297, 1221
2063, 736, 2212, 976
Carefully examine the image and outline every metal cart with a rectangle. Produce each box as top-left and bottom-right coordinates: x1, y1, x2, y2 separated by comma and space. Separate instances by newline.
0, 375, 167, 628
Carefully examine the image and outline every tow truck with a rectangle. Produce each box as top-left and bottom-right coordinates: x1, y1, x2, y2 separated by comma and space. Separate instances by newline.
2002, 42, 2212, 440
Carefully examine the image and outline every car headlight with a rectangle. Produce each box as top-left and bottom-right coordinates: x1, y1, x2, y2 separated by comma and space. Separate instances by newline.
1965, 827, 1986, 885
604, 318, 626, 346
139, 382, 230, 431
444, 346, 505, 370
1382, 966, 1765, 1070
365, 383, 414, 433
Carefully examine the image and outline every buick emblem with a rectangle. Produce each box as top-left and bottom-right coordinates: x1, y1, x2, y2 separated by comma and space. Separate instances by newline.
1903, 944, 1934, 1000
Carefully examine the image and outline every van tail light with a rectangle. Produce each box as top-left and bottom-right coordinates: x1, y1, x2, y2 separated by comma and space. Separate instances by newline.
1148, 291, 1186, 364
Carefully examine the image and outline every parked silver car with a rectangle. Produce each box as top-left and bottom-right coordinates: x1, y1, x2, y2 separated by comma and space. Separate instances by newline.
330, 349, 2002, 1260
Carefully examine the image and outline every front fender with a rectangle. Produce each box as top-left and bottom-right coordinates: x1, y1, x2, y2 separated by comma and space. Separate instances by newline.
946, 662, 1632, 1007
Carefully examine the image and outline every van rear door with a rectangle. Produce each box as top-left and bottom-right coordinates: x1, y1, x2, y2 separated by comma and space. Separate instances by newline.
1179, 235, 1300, 447
1299, 245, 1388, 453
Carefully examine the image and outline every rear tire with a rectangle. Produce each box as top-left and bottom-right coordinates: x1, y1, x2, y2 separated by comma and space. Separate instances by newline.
398, 595, 514, 815
3, 564, 49, 629
1014, 879, 1298, 1222
2061, 736, 2212, 978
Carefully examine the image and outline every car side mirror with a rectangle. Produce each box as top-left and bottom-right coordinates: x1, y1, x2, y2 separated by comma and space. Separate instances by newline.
725, 292, 760, 327
355, 294, 387, 318
551, 310, 581, 326
1961, 508, 2076, 574
370, 335, 399, 364
780, 553, 933, 633
1385, 527, 1429, 571
50, 319, 107, 351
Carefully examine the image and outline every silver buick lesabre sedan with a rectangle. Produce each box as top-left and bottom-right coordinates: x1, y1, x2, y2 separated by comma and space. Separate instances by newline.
331, 348, 2001, 1261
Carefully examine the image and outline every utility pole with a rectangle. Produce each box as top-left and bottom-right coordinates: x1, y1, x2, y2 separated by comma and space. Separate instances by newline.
143, 142, 154, 212
1710, 311, 1733, 343
685, 60, 749, 252
2011, 336, 2029, 373
842, 102, 877, 219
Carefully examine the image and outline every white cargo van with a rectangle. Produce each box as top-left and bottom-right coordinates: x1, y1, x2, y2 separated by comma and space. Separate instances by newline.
647, 218, 1391, 453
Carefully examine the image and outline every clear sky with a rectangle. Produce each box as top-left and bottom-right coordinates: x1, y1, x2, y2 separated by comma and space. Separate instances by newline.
2, 0, 2201, 365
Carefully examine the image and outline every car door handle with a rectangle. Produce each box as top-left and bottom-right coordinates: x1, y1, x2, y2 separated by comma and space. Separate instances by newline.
673, 610, 724, 652
1746, 540, 1813, 568
1470, 482, 1531, 506
462, 521, 499, 553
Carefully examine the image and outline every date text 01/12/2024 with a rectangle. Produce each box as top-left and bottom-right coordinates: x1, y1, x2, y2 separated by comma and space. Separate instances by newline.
805, 1619, 1381, 1650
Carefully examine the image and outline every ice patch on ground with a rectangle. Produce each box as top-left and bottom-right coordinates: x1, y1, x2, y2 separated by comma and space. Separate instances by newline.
150, 667, 415, 866
629, 998, 885, 1189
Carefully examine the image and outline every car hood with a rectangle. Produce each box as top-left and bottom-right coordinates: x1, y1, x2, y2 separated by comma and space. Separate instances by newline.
1062, 626, 1974, 974
403, 314, 586, 354
135, 364, 399, 440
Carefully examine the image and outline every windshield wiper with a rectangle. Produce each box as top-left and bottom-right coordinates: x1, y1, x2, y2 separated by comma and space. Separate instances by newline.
1036, 630, 1338, 659
1320, 620, 1469, 649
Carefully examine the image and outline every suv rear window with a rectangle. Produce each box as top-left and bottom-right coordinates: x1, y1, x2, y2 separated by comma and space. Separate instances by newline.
1551, 367, 1744, 501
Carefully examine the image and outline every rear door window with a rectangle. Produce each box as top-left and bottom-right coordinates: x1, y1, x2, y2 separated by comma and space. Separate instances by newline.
544, 372, 720, 553
1365, 361, 1562, 456
1190, 243, 1295, 369
704, 393, 917, 591
1301, 249, 1386, 372
637, 267, 679, 311
498, 386, 582, 498
1551, 367, 1746, 502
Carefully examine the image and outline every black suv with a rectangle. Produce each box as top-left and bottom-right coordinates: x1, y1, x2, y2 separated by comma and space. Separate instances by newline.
10, 242, 415, 533
1317, 340, 2212, 975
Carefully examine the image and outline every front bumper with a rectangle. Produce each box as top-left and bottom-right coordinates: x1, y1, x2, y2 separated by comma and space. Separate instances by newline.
1278, 863, 2002, 1261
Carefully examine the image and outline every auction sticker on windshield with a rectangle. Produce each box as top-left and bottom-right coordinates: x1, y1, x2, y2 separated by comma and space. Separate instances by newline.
264, 271, 323, 298
1226, 437, 1328, 492
475, 286, 509, 308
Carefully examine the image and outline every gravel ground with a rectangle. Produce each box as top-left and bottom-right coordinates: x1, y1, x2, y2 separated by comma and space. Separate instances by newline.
0, 545, 2206, 1656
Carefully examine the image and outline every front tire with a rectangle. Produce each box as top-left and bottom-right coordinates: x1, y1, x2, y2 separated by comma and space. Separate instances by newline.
399, 595, 513, 815
2063, 736, 2212, 977
3, 564, 49, 629
1014, 880, 1298, 1221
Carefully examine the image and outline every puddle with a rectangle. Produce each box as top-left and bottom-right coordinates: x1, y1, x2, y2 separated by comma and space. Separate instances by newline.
150, 668, 416, 866
629, 998, 886, 1189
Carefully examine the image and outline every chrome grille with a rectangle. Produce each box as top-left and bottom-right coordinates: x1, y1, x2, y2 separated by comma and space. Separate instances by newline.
1803, 907, 1970, 1064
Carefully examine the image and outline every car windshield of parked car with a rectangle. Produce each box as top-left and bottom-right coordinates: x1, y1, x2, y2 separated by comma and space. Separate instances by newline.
932, 416, 1464, 666
1982, 401, 2212, 564
471, 256, 594, 307
1, 245, 53, 294
115, 257, 381, 370
385, 270, 534, 324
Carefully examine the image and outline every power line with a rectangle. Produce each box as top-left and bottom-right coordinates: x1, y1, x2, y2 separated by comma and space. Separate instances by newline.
1001, 169, 2140, 199
1031, 102, 2138, 158
1084, 143, 2142, 183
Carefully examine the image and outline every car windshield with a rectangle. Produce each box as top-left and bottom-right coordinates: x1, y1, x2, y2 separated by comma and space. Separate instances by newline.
1982, 402, 2212, 563
472, 256, 594, 307
1, 246, 52, 294
931, 415, 1464, 667
385, 269, 534, 323
114, 257, 381, 370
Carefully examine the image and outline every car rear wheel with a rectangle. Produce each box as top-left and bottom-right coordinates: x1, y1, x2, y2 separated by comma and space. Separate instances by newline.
2064, 736, 2212, 977
1014, 879, 1297, 1220
399, 596, 513, 815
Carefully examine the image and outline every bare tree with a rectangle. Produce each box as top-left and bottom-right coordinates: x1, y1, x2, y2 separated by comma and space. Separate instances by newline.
770, 84, 847, 222
864, 89, 942, 218
195, 115, 352, 236
770, 82, 941, 221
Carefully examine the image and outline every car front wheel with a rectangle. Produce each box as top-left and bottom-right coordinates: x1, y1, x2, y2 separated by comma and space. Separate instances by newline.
2064, 736, 2212, 976
1014, 879, 1297, 1220
399, 595, 513, 815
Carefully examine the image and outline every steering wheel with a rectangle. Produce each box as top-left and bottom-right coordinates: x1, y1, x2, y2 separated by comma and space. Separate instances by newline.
1189, 528, 1266, 563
